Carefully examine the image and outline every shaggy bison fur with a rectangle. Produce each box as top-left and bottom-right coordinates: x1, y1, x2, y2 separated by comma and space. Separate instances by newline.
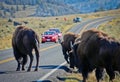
72, 28, 120, 82
60, 32, 79, 68
12, 26, 40, 71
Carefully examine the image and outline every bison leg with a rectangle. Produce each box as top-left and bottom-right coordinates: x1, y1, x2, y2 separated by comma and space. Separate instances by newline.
65, 54, 69, 64
106, 66, 115, 82
16, 62, 21, 71
95, 67, 105, 82
105, 58, 115, 81
81, 58, 92, 82
13, 48, 22, 71
27, 52, 33, 72
81, 65, 89, 82
82, 70, 88, 82
16, 55, 22, 71
34, 47, 40, 71
22, 55, 28, 71
61, 43, 69, 64
62, 49, 69, 64
69, 52, 74, 69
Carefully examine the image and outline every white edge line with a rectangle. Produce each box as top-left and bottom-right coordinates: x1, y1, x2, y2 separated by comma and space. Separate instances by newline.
37, 61, 67, 82
95, 17, 113, 29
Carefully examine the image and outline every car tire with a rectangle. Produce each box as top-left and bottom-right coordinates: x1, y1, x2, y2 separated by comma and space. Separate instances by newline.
55, 39, 58, 43
42, 41, 45, 43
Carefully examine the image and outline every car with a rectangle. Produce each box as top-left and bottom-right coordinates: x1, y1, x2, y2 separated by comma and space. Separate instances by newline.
49, 28, 62, 39
41, 31, 59, 43
73, 17, 82, 23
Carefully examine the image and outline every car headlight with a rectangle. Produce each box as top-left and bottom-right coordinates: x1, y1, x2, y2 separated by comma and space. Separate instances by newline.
52, 37, 55, 39
58, 34, 61, 36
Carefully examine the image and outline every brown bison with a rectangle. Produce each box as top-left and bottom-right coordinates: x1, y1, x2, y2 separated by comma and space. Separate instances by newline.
60, 32, 79, 68
72, 28, 120, 82
12, 26, 40, 71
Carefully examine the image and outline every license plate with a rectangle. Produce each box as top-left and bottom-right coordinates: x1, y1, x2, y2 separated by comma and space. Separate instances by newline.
47, 39, 50, 41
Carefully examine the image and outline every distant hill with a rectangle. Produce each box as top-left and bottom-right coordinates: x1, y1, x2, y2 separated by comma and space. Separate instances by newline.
64, 0, 120, 13
0, 0, 120, 18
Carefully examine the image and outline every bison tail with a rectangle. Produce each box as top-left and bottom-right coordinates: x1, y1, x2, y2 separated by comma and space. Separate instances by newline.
35, 38, 39, 48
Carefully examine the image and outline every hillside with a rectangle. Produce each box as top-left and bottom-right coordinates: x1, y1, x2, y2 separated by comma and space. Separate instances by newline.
0, 0, 120, 17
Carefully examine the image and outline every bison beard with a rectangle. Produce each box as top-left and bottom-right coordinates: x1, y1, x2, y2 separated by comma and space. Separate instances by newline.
73, 28, 120, 82
12, 26, 40, 71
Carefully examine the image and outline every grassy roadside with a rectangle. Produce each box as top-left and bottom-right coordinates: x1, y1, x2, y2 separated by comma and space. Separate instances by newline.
98, 16, 120, 41
0, 9, 120, 50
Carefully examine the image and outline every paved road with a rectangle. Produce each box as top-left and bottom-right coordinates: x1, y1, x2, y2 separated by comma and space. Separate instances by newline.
0, 16, 116, 82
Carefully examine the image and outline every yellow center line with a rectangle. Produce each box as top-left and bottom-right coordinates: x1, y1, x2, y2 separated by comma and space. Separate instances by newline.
0, 57, 15, 64
0, 44, 60, 64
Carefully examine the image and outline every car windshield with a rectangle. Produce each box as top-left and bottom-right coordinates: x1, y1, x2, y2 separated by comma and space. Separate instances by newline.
49, 29, 60, 33
44, 31, 55, 35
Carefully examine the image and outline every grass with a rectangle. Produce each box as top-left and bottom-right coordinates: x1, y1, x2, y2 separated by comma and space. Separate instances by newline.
98, 16, 120, 41
60, 72, 120, 82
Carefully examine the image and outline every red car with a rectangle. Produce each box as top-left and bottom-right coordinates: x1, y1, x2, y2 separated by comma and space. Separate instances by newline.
41, 31, 59, 43
49, 28, 62, 39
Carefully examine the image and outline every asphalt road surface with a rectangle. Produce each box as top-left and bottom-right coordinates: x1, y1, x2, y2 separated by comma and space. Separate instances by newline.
0, 16, 116, 82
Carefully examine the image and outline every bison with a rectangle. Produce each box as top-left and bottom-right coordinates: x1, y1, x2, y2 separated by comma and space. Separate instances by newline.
12, 26, 40, 71
71, 28, 120, 82
60, 32, 79, 68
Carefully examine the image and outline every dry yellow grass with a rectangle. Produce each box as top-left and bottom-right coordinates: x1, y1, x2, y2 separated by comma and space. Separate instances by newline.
98, 16, 120, 41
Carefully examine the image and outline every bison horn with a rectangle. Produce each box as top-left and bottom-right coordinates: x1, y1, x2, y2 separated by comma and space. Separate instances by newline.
58, 38, 63, 44
70, 41, 73, 49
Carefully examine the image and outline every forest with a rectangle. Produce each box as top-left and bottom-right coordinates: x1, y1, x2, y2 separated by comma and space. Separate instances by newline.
0, 0, 120, 18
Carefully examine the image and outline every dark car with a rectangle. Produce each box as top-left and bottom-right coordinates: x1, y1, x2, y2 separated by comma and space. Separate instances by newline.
41, 31, 59, 43
49, 28, 62, 39
73, 17, 82, 23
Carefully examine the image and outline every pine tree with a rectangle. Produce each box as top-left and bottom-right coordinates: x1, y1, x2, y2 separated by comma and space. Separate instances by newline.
16, 5, 19, 11
23, 4, 26, 10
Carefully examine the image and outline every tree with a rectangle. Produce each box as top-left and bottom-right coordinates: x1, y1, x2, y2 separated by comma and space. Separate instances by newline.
116, 3, 120, 9
3, 10, 7, 16
16, 5, 19, 11
95, 6, 105, 12
10, 6, 15, 17
0, 2, 5, 10
23, 4, 26, 10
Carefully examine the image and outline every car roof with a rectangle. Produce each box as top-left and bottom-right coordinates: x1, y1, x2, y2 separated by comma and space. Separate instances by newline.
49, 28, 60, 30
49, 28, 59, 29
49, 28, 61, 33
43, 31, 56, 35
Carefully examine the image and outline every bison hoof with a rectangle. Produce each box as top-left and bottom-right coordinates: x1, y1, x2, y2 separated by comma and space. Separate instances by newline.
27, 69, 31, 72
34, 69, 38, 71
67, 61, 69, 64
16, 68, 20, 71
22, 68, 25, 71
